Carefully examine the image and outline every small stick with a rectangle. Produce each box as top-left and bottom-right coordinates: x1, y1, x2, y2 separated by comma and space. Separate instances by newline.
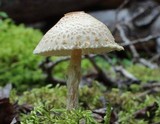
117, 24, 158, 68
142, 82, 160, 90
115, 66, 138, 81
139, 58, 158, 69
117, 24, 139, 59
86, 55, 115, 87
121, 35, 160, 47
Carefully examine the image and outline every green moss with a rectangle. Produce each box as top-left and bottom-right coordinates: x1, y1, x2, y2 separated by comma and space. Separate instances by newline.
0, 19, 44, 90
18, 84, 67, 108
21, 105, 98, 124
126, 64, 160, 82
79, 81, 105, 109
154, 99, 160, 123
11, 82, 104, 109
10, 83, 105, 123
10, 82, 160, 123
106, 88, 160, 124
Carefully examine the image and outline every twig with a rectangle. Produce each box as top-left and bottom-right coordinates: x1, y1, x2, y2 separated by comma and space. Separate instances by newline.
115, 66, 139, 82
117, 24, 158, 68
132, 6, 160, 27
93, 108, 107, 115
85, 55, 116, 87
39, 57, 67, 85
117, 24, 139, 58
100, 54, 140, 87
142, 82, 160, 90
99, 55, 126, 88
127, 6, 149, 25
113, 0, 130, 34
115, 0, 130, 22
137, 87, 160, 98
150, 54, 160, 62
134, 102, 158, 121
48, 57, 70, 68
116, 0, 130, 11
139, 58, 158, 69
100, 54, 116, 70
121, 35, 160, 47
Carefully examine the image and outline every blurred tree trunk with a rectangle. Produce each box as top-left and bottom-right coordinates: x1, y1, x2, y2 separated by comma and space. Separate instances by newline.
0, 0, 99, 23
0, 0, 125, 23
100, 0, 125, 8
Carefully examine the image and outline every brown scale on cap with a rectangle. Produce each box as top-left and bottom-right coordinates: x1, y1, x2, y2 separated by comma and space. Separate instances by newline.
33, 11, 123, 56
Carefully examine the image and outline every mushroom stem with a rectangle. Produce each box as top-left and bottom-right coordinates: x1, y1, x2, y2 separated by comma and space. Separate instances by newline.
67, 49, 82, 110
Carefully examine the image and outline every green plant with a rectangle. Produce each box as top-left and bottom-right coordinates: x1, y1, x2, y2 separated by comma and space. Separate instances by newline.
126, 64, 160, 82
17, 84, 67, 108
79, 81, 105, 109
0, 11, 8, 19
104, 87, 160, 124
11, 82, 104, 110
10, 84, 105, 123
154, 97, 160, 123
104, 102, 111, 124
10, 81, 160, 123
21, 102, 98, 124
0, 18, 43, 91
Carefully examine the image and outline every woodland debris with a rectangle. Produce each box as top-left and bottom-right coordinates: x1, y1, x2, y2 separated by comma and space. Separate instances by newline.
121, 34, 160, 47
142, 82, 160, 90
39, 57, 66, 85
115, 66, 139, 82
139, 58, 158, 69
134, 102, 158, 121
40, 54, 119, 87
117, 24, 140, 59
14, 103, 33, 114
0, 84, 16, 124
132, 6, 160, 27
86, 55, 116, 87
0, 98, 16, 124
0, 84, 11, 99
155, 35, 160, 53
100, 54, 140, 86
150, 53, 160, 64
137, 87, 160, 98
93, 108, 107, 116
92, 108, 107, 123
92, 113, 104, 123
0, 84, 34, 124
42, 57, 70, 69
117, 24, 158, 69
92, 107, 118, 124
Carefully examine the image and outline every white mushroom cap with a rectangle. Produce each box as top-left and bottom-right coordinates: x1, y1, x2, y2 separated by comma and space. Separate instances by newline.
33, 11, 124, 56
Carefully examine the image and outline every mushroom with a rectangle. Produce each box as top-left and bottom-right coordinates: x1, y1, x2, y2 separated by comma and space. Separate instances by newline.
33, 11, 124, 110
